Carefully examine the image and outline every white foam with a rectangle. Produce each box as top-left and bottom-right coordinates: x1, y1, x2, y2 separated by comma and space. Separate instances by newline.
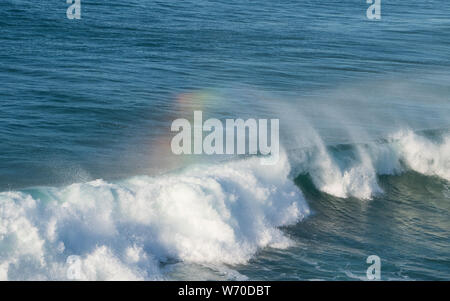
292, 143, 382, 200
390, 130, 450, 181
0, 150, 309, 280
290, 129, 449, 200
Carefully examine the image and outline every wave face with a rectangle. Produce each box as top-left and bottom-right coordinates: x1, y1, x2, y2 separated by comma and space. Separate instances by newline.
0, 151, 309, 280
288, 129, 450, 200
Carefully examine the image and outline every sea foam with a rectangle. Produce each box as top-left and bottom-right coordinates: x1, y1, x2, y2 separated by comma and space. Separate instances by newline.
0, 150, 309, 280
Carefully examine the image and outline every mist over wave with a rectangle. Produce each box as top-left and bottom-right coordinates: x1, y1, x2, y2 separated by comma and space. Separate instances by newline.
2, 0, 450, 280
2, 72, 450, 279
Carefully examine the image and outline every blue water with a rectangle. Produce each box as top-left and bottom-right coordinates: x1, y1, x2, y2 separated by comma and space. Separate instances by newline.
0, 1, 449, 280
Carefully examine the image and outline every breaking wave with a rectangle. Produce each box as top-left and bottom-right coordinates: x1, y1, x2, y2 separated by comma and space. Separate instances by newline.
290, 129, 450, 200
0, 128, 449, 280
0, 150, 309, 280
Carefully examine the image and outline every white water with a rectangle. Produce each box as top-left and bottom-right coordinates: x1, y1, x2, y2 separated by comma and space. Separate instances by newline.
391, 130, 450, 181
0, 150, 309, 280
0, 126, 449, 280
291, 129, 450, 200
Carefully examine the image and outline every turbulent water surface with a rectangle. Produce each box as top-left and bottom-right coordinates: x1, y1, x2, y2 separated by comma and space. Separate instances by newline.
0, 1, 449, 280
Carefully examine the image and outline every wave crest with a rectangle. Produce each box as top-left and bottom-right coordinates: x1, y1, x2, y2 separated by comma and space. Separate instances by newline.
290, 129, 449, 200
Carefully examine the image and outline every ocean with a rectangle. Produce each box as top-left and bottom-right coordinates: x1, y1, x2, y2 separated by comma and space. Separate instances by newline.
0, 0, 449, 280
